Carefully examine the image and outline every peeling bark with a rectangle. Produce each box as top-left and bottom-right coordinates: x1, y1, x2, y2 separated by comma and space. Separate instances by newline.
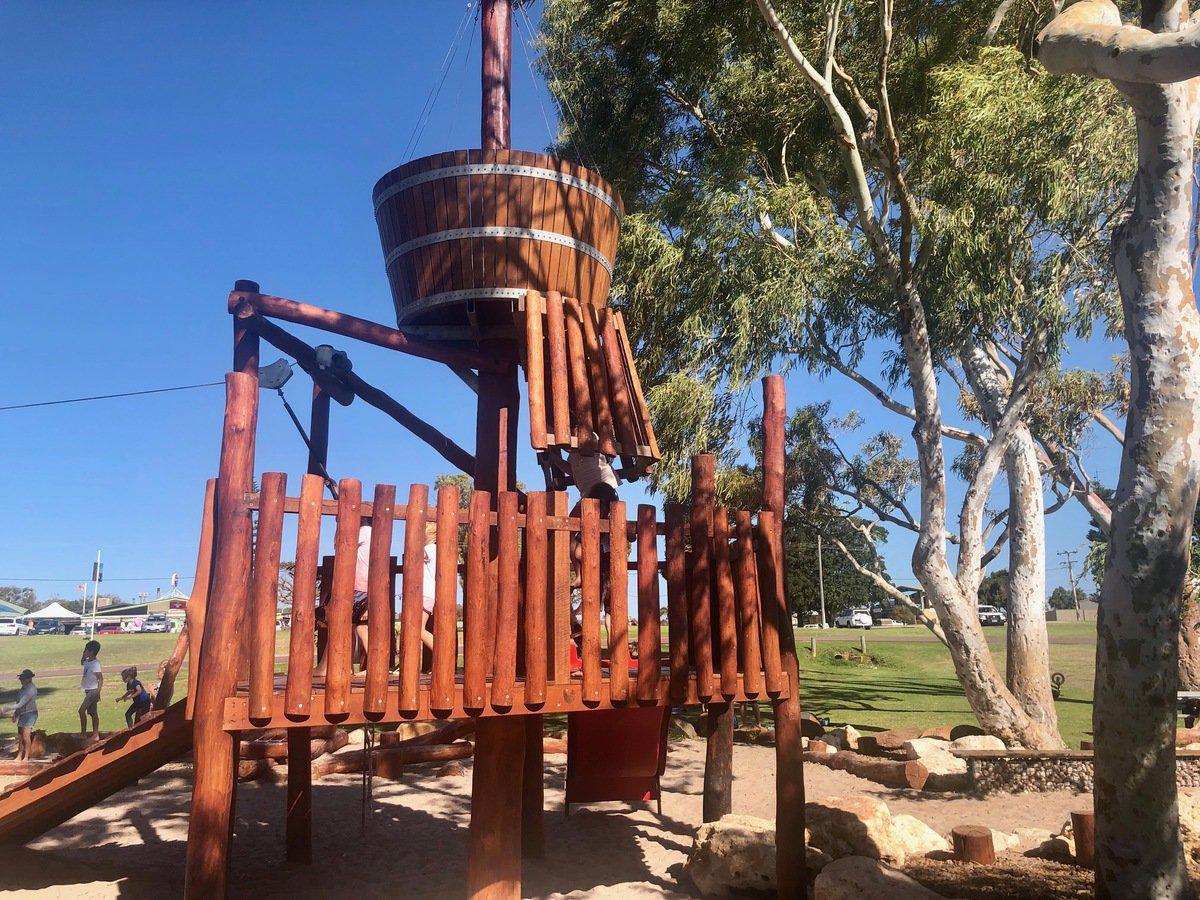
1040, 3, 1200, 894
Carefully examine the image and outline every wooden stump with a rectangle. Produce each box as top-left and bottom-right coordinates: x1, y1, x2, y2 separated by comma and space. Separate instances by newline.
1071, 810, 1095, 868
951, 825, 996, 864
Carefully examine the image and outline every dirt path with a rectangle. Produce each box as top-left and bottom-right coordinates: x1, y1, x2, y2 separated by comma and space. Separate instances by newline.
0, 739, 1089, 898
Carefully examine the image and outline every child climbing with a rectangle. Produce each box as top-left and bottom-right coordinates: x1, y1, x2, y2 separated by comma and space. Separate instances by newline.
115, 666, 152, 727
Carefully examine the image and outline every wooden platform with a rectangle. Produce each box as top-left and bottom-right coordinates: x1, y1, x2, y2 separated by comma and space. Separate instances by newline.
223, 669, 788, 731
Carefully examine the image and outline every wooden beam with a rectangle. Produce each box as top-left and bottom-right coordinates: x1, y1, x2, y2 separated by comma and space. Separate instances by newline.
229, 289, 504, 373
242, 310, 476, 476
762, 374, 808, 898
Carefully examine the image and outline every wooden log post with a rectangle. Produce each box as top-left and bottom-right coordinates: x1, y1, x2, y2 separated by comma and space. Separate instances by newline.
636, 504, 661, 703
184, 371, 258, 898
491, 491, 521, 710
431, 484, 461, 715
608, 500, 630, 703
324, 479, 361, 717
1072, 809, 1095, 868
762, 374, 807, 897
185, 478, 217, 718
467, 342, 526, 900
285, 472, 323, 864
732, 511, 763, 697
665, 504, 690, 704
249, 472, 287, 722
693, 455, 732, 823
523, 492, 549, 707
580, 498, 602, 703
952, 825, 996, 864
366, 484, 397, 715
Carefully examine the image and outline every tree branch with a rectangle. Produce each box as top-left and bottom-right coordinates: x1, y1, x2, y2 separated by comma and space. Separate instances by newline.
1038, 2, 1200, 84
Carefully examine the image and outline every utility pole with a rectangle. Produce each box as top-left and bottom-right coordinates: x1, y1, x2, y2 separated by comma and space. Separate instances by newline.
88, 549, 102, 637
1059, 549, 1082, 621
816, 533, 828, 628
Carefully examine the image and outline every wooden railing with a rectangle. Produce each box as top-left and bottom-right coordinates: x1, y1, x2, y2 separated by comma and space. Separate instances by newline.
210, 472, 789, 729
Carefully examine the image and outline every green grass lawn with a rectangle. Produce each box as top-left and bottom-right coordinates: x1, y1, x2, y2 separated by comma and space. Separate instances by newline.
792, 621, 1097, 747
0, 623, 1100, 746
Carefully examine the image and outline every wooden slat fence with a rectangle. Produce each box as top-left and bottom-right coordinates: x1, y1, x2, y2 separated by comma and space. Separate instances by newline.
225, 468, 790, 727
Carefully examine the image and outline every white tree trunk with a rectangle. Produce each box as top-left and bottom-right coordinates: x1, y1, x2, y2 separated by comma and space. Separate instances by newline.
1004, 426, 1058, 731
901, 301, 1065, 750
961, 346, 1059, 732
1090, 78, 1200, 898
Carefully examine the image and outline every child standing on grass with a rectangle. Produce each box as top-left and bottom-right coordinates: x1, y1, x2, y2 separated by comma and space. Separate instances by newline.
79, 640, 103, 742
115, 666, 151, 727
11, 669, 37, 760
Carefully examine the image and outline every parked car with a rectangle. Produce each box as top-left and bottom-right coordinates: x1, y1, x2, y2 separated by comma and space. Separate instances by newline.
140, 614, 170, 634
834, 608, 873, 629
978, 605, 1007, 626
0, 617, 31, 636
31, 618, 66, 635
69, 624, 90, 636
95, 620, 124, 635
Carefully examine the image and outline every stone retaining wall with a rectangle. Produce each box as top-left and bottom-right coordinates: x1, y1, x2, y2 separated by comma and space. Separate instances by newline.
962, 751, 1200, 794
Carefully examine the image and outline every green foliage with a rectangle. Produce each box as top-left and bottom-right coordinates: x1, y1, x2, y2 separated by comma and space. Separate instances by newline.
539, 0, 1133, 495
0, 586, 36, 611
978, 570, 1009, 610
1049, 586, 1077, 610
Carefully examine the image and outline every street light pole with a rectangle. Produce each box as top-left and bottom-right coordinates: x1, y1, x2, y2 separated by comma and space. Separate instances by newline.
88, 549, 102, 637
816, 533, 827, 628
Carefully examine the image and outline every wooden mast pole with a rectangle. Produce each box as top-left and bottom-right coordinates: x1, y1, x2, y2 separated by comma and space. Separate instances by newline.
762, 375, 808, 897
468, 2, 529, 897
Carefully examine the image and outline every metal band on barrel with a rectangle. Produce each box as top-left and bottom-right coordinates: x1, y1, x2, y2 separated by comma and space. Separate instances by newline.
384, 226, 614, 275
373, 163, 623, 222
396, 287, 529, 324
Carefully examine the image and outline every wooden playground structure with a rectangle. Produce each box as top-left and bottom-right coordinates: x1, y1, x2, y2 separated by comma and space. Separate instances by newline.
0, 2, 807, 896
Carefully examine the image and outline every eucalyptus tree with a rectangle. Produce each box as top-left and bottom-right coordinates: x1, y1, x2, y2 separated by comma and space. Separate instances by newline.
540, 0, 1130, 747
1037, 4, 1200, 895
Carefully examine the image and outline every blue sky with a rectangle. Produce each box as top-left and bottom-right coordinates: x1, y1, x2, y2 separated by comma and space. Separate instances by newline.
0, 2, 1119, 606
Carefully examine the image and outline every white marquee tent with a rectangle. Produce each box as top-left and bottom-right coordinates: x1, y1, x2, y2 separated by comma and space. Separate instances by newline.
25, 602, 81, 620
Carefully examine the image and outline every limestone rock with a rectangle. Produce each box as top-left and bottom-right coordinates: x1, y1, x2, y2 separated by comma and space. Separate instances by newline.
686, 814, 776, 896
901, 737, 966, 790
902, 738, 950, 761
813, 856, 944, 899
949, 734, 1006, 753
805, 796, 906, 865
825, 726, 862, 751
891, 814, 950, 858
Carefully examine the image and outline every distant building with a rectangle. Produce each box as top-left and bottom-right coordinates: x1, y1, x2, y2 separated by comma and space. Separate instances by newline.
92, 587, 188, 629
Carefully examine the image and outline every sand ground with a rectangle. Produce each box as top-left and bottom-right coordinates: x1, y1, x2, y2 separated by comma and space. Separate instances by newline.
0, 739, 1088, 899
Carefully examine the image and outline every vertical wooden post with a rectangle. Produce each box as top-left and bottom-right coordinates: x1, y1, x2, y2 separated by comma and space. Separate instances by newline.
525, 291, 547, 450
285, 473, 322, 864
185, 371, 258, 898
607, 500, 630, 702
248, 472, 286, 722
732, 511, 763, 697
492, 491, 521, 709
468, 356, 526, 900
665, 504, 690, 704
397, 484, 427, 714
523, 492, 549, 706
580, 498, 602, 702
185, 478, 217, 719
548, 491, 572, 683
325, 479, 361, 717
366, 483, 397, 715
480, 0, 511, 151
232, 285, 259, 685
762, 374, 807, 897
635, 504, 661, 703
693, 455, 732, 822
431, 484, 461, 714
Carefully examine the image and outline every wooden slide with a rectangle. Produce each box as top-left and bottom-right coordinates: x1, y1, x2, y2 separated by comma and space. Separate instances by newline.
0, 699, 192, 845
